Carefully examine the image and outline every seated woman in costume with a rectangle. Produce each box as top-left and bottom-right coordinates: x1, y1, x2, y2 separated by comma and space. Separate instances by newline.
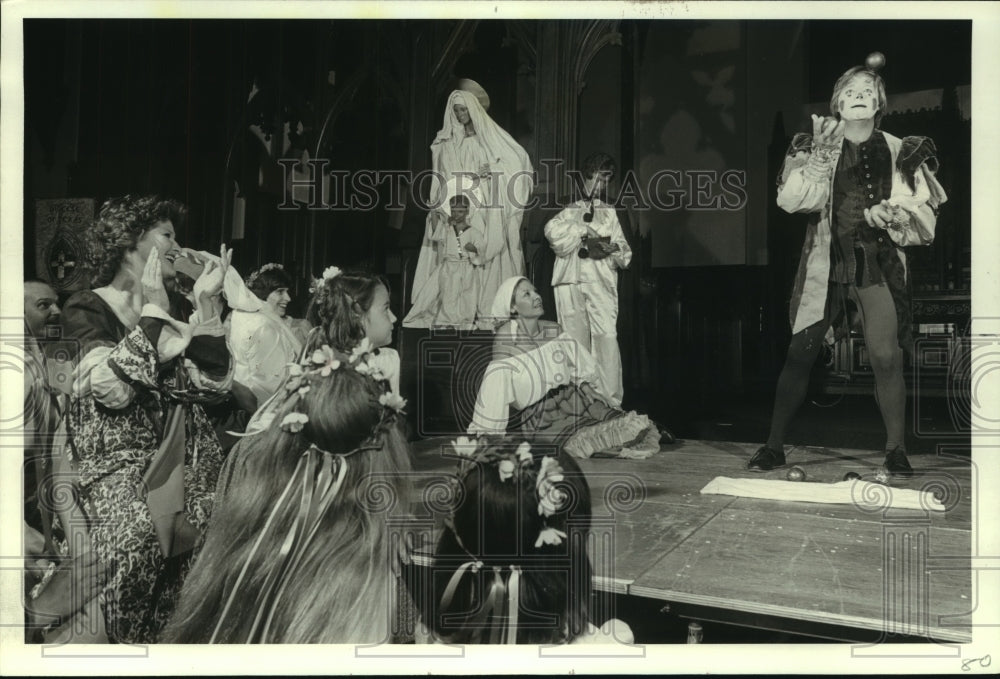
60, 195, 232, 643
468, 276, 664, 459
163, 342, 413, 643
305, 267, 401, 394
418, 437, 633, 644
226, 263, 305, 408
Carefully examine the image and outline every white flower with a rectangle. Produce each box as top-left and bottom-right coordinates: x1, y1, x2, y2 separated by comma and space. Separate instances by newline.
297, 385, 311, 397
534, 527, 567, 548
307, 344, 341, 376
280, 412, 309, 433
538, 487, 567, 517
536, 456, 567, 516
516, 441, 532, 464
350, 337, 373, 363
322, 265, 342, 282
498, 459, 516, 482
451, 436, 477, 458
287, 363, 304, 377
310, 345, 334, 366
378, 392, 407, 413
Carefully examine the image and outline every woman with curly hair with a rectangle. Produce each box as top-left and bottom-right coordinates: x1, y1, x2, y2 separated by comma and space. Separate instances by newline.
162, 342, 413, 643
418, 437, 632, 644
226, 263, 307, 408
60, 195, 233, 643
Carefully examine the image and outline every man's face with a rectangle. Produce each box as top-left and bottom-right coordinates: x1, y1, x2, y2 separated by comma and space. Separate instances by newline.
24, 281, 60, 338
837, 73, 879, 122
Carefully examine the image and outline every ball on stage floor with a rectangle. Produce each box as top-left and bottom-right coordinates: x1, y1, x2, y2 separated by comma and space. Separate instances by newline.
874, 467, 891, 484
786, 466, 806, 482
843, 471, 862, 481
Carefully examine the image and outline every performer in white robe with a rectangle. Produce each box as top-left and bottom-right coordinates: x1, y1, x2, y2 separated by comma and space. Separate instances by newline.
225, 264, 304, 407
404, 83, 533, 329
404, 179, 489, 329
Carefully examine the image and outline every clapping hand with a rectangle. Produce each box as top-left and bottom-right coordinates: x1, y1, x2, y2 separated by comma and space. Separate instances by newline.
142, 246, 170, 312
192, 243, 232, 314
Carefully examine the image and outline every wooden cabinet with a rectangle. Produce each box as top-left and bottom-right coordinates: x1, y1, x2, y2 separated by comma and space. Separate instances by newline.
822, 293, 970, 398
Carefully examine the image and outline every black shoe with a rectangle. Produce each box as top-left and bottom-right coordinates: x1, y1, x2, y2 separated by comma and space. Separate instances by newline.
884, 446, 913, 478
747, 445, 785, 472
656, 422, 676, 445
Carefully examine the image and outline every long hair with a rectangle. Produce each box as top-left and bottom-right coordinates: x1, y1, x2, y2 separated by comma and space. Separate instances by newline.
305, 271, 389, 353
89, 195, 187, 287
162, 364, 412, 643
422, 439, 593, 644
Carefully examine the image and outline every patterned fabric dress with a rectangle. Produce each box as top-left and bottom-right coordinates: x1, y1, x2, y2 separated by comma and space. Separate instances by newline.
468, 325, 660, 458
61, 289, 232, 643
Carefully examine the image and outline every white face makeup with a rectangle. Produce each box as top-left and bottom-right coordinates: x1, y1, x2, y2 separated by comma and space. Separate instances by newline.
837, 73, 879, 122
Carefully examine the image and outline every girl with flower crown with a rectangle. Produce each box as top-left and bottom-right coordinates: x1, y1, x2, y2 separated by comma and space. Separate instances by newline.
305, 267, 401, 395
468, 276, 665, 459
415, 437, 633, 644
226, 263, 306, 409
163, 341, 413, 643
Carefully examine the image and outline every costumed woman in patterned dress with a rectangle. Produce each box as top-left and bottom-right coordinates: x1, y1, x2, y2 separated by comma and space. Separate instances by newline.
747, 53, 947, 477
404, 80, 534, 329
60, 196, 233, 643
469, 276, 661, 459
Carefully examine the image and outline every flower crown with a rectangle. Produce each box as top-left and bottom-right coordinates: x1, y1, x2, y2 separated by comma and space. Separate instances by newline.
448, 438, 570, 549
435, 438, 572, 644
214, 329, 406, 643
276, 336, 406, 442
246, 262, 284, 289
308, 265, 342, 294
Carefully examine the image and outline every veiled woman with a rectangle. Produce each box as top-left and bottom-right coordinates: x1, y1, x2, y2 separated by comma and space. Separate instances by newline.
404, 82, 533, 329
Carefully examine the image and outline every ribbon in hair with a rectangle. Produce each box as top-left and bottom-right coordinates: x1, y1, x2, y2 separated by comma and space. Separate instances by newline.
210, 446, 347, 643
438, 560, 521, 644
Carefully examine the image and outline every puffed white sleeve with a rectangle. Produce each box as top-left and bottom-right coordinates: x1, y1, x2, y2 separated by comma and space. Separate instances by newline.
544, 207, 588, 258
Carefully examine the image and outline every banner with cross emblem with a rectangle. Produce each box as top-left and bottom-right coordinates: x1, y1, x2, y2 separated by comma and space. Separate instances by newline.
35, 198, 96, 293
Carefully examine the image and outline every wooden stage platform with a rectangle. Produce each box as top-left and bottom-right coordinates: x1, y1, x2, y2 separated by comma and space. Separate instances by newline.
405, 438, 973, 643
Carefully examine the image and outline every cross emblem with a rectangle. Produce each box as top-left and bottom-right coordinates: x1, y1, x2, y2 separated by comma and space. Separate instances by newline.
50, 251, 76, 280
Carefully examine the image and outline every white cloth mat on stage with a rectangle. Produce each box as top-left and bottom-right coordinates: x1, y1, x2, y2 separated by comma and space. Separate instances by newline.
700, 476, 945, 512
